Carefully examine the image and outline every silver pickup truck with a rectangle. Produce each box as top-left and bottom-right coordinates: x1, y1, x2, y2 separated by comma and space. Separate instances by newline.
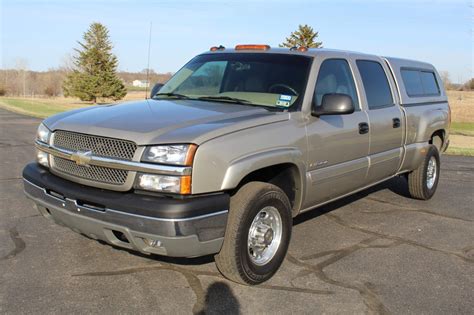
23, 45, 450, 285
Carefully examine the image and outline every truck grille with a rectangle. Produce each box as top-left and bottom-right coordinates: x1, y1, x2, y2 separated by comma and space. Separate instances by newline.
53, 130, 137, 160
52, 156, 129, 185
51, 130, 137, 186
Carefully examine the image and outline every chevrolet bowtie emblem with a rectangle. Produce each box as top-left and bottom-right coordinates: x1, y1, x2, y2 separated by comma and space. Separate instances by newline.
70, 151, 92, 166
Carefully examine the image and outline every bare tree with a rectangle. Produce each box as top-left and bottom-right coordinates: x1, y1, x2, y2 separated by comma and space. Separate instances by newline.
60, 53, 75, 73
439, 71, 452, 90
15, 58, 29, 97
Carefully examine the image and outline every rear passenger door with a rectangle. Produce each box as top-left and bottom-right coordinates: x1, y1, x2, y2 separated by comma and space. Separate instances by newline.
356, 59, 404, 183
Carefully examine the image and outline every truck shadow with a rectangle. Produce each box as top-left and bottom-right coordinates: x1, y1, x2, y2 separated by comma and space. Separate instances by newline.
293, 175, 410, 226
195, 281, 241, 314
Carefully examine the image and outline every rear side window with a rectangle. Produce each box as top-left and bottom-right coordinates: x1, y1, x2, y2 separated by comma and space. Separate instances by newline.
314, 59, 359, 109
401, 69, 440, 97
356, 60, 393, 109
420, 71, 440, 95
401, 70, 424, 96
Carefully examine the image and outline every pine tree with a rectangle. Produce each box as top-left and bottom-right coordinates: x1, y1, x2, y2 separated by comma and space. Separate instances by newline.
63, 23, 126, 103
279, 24, 323, 49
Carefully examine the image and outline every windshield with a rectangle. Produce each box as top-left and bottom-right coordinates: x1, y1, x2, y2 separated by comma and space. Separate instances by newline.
156, 53, 312, 109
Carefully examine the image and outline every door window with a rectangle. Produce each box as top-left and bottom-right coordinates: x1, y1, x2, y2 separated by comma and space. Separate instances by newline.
314, 59, 359, 109
356, 60, 394, 109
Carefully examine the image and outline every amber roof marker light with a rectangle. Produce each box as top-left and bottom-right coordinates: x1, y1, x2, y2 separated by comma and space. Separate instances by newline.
290, 46, 308, 52
210, 45, 225, 51
235, 44, 271, 51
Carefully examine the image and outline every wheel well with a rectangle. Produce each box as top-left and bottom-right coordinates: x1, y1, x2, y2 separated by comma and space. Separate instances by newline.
232, 163, 301, 215
430, 130, 445, 151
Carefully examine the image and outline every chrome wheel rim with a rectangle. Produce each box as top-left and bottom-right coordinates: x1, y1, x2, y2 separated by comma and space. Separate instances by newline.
247, 206, 282, 266
426, 156, 437, 189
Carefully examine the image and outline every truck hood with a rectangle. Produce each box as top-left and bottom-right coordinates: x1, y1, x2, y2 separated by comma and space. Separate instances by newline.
44, 99, 289, 145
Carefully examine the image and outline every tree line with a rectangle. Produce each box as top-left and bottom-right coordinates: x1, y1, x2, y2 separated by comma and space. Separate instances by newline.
0, 68, 66, 97
0, 68, 171, 98
439, 71, 474, 91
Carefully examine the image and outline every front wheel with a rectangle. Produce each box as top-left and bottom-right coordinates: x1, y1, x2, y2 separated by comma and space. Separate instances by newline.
215, 182, 292, 285
408, 145, 440, 200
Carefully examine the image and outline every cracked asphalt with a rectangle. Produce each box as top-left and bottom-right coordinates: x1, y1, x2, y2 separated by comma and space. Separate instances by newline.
1, 108, 473, 314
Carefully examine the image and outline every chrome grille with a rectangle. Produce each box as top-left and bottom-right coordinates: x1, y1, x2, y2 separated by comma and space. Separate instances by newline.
53, 130, 137, 160
52, 156, 128, 185
51, 130, 137, 186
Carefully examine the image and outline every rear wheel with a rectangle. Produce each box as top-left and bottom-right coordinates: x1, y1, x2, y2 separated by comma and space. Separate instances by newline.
215, 182, 292, 285
408, 145, 440, 200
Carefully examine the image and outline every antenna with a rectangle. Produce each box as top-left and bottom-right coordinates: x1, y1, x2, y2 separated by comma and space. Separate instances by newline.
145, 22, 152, 99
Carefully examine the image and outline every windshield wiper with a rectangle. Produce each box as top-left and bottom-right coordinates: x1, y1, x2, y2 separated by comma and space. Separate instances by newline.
153, 92, 190, 99
196, 96, 251, 104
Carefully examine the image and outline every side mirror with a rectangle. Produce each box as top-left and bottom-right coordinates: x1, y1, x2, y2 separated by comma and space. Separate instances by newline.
150, 83, 164, 98
312, 93, 355, 116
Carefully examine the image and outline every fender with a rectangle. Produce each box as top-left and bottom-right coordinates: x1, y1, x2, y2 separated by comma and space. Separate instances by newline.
399, 105, 448, 172
411, 106, 449, 143
221, 147, 306, 213
398, 142, 431, 173
190, 116, 307, 198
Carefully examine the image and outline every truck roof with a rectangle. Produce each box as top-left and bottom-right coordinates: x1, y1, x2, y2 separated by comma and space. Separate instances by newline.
202, 47, 372, 57
201, 47, 435, 69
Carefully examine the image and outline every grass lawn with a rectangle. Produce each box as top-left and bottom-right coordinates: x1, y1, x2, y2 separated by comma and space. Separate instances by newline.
450, 122, 474, 136
126, 86, 148, 92
445, 146, 474, 157
0, 97, 91, 118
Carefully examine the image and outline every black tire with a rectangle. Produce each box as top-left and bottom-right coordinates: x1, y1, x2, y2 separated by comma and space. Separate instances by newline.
215, 182, 292, 285
408, 145, 440, 200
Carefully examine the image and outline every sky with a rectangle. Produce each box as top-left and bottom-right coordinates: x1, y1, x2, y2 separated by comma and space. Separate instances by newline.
1, 0, 472, 83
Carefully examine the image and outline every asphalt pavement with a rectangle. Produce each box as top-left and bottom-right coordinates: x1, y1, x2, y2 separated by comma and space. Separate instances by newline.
1, 108, 473, 314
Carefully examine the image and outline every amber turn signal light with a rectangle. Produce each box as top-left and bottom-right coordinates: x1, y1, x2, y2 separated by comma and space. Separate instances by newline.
184, 144, 198, 166
180, 176, 192, 194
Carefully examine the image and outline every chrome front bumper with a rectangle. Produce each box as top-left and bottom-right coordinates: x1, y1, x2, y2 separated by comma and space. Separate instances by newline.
23, 165, 228, 258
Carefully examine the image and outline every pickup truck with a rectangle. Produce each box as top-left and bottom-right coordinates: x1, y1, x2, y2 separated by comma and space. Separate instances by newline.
23, 45, 450, 285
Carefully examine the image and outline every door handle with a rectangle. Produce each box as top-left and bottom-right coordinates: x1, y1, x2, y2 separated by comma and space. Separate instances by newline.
359, 122, 369, 134
393, 118, 401, 128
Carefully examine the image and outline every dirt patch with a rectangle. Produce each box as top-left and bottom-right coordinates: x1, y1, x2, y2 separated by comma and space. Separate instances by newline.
447, 91, 474, 123
449, 135, 474, 149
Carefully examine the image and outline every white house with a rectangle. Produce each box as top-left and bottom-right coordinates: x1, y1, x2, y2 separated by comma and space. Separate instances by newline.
132, 80, 150, 88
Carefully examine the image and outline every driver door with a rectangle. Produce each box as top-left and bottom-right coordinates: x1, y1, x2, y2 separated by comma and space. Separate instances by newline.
303, 58, 370, 208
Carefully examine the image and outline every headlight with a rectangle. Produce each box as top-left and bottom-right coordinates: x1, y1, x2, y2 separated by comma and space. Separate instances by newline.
136, 174, 191, 194
36, 123, 51, 144
142, 144, 197, 166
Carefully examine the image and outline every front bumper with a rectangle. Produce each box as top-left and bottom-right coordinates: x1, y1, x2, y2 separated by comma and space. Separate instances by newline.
22, 163, 229, 257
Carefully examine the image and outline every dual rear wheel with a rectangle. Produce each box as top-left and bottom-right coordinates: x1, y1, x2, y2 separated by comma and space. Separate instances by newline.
408, 145, 441, 200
